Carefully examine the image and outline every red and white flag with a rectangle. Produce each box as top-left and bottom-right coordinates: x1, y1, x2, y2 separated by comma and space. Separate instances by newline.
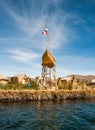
42, 27, 48, 35
42, 31, 48, 35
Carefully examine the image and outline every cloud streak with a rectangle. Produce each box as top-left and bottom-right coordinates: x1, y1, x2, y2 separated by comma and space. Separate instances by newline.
9, 48, 40, 63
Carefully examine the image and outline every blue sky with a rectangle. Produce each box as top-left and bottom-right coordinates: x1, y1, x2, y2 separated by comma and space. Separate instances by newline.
0, 0, 95, 78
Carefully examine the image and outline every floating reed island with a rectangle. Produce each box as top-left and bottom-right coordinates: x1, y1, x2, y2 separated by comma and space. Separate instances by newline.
1, 49, 95, 102
0, 90, 95, 102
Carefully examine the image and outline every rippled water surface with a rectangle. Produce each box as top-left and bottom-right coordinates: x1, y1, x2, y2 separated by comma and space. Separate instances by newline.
0, 100, 95, 130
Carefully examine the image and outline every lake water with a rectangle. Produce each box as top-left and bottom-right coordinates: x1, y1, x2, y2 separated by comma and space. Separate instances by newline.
0, 100, 95, 130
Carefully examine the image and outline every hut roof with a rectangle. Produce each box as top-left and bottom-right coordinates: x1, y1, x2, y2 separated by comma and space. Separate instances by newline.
61, 76, 72, 81
91, 79, 95, 83
0, 74, 8, 80
13, 74, 30, 82
14, 74, 29, 79
42, 49, 56, 67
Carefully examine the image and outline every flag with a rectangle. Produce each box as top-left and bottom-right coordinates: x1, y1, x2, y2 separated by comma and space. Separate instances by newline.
42, 27, 48, 35
42, 31, 48, 35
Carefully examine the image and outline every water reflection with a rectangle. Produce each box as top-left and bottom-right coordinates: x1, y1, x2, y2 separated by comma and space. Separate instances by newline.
0, 100, 95, 130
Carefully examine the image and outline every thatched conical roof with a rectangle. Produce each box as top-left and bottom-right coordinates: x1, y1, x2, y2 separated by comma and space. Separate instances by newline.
42, 49, 56, 67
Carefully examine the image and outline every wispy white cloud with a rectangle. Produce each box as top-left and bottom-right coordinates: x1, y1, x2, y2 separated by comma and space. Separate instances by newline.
9, 48, 40, 63
1, 0, 74, 51
1, 0, 93, 50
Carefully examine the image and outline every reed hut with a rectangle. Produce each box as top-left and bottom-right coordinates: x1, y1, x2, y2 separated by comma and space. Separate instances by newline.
57, 76, 82, 90
13, 74, 31, 85
11, 76, 18, 83
0, 74, 9, 85
90, 79, 95, 86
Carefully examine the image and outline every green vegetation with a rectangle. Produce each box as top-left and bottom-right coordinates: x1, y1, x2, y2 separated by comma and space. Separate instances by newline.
58, 84, 73, 90
0, 82, 38, 90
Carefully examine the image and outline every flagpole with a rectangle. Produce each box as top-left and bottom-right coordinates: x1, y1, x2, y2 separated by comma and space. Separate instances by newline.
42, 27, 51, 51
46, 33, 50, 50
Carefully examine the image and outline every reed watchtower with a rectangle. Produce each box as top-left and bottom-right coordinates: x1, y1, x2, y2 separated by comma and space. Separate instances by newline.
41, 49, 57, 90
